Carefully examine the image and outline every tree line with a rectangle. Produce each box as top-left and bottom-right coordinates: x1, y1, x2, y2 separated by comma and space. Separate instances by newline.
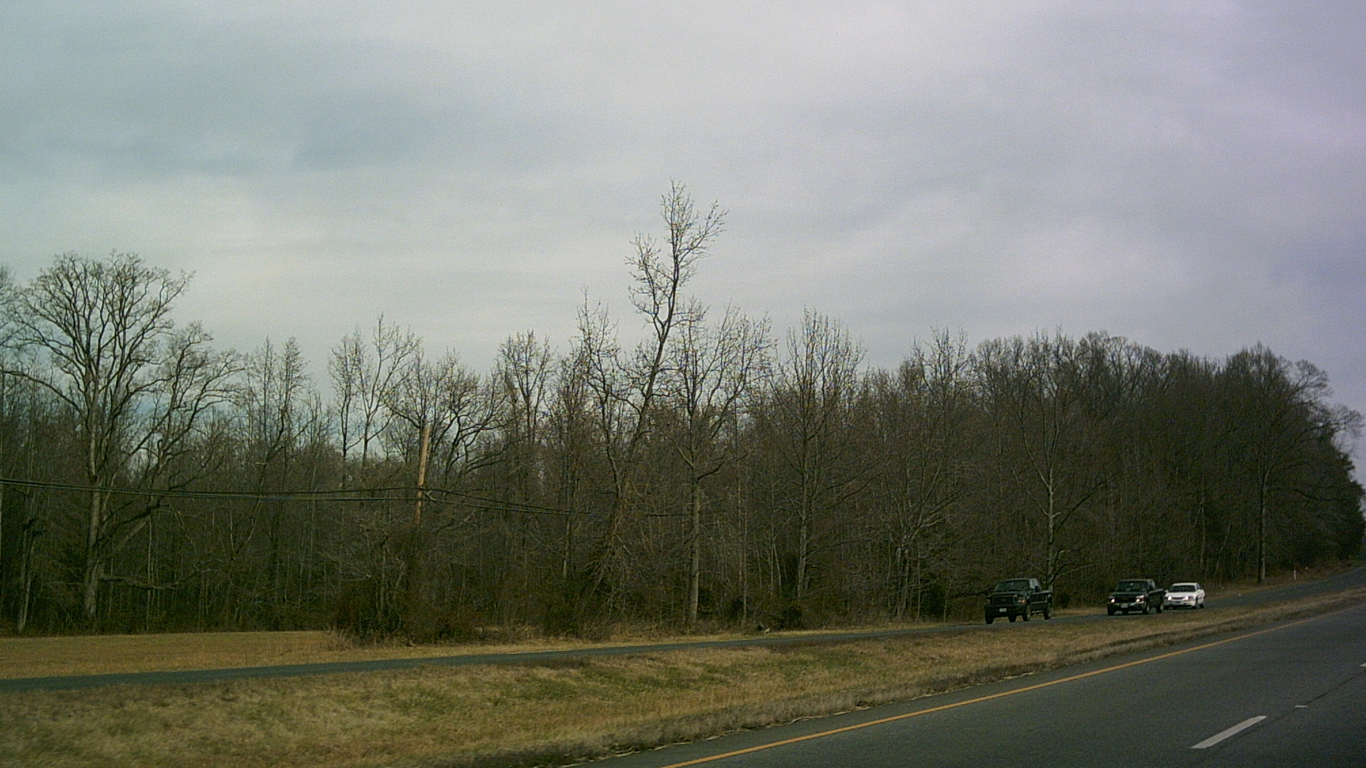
0, 186, 1361, 636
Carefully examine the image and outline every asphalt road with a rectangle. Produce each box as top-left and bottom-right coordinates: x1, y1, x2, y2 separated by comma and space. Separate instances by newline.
1214, 565, 1366, 607
3, 566, 1362, 693
594, 599, 1366, 768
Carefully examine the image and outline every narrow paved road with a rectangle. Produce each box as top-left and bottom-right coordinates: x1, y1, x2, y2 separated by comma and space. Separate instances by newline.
3, 567, 1361, 693
594, 599, 1366, 767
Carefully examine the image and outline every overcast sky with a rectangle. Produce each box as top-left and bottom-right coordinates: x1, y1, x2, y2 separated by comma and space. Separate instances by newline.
2, 2, 1363, 449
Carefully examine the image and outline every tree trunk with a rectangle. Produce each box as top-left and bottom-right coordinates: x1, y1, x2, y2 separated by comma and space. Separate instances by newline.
16, 504, 36, 634
687, 478, 702, 624
1257, 471, 1269, 584
82, 487, 105, 626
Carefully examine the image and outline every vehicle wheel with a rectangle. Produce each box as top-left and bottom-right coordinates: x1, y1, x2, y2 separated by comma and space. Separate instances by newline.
1107, 608, 1115, 616
1156, 603, 1163, 613
985, 616, 994, 624
1008, 614, 1017, 622
1022, 607, 1030, 621
1043, 605, 1053, 620
1142, 603, 1150, 615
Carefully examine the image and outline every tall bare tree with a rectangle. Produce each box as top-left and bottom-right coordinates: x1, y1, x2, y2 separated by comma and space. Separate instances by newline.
974, 333, 1108, 588
3, 252, 234, 625
762, 310, 866, 602
867, 331, 974, 619
578, 182, 727, 617
236, 338, 320, 626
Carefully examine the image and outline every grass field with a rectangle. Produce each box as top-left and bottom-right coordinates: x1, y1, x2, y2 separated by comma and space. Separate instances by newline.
0, 626, 694, 680
2, 584, 1363, 768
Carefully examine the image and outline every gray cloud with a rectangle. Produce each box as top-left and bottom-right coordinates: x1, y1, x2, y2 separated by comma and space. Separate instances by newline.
1, 1, 1363, 456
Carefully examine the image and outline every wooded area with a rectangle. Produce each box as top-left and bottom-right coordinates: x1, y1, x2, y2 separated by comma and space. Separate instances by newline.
0, 187, 1361, 636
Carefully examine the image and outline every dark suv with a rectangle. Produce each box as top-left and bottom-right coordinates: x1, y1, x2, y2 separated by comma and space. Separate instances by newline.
985, 578, 1054, 623
1107, 578, 1165, 615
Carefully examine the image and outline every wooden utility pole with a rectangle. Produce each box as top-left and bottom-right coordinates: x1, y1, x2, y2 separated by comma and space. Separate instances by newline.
414, 422, 432, 527
402, 422, 434, 633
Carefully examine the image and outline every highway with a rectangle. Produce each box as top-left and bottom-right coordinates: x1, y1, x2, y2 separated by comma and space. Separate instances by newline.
2, 567, 1362, 693
593, 600, 1366, 768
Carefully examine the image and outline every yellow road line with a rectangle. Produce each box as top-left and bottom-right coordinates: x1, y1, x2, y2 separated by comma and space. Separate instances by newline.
653, 615, 1325, 768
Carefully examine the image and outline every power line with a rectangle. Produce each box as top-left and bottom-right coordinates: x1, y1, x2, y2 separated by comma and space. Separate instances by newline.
0, 477, 408, 503
0, 476, 600, 518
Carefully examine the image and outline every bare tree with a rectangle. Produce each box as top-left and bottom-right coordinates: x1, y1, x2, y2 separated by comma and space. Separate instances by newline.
762, 310, 866, 602
577, 182, 727, 618
3, 252, 235, 625
868, 331, 975, 619
329, 316, 420, 481
482, 332, 556, 622
385, 349, 492, 485
493, 332, 554, 501
235, 338, 320, 626
1219, 346, 1358, 583
626, 181, 725, 430
974, 333, 1106, 589
666, 303, 771, 623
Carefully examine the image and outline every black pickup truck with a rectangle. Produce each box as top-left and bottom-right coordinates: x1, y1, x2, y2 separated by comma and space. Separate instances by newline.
1107, 578, 1166, 615
984, 578, 1054, 624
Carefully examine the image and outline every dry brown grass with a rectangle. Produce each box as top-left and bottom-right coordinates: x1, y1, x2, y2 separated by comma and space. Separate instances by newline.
0, 627, 767, 680
2, 587, 1363, 768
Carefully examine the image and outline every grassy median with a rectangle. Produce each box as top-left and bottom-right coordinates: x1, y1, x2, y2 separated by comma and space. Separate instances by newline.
2, 587, 1364, 768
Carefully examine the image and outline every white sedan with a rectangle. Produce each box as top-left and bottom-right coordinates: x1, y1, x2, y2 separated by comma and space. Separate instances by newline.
1164, 582, 1206, 609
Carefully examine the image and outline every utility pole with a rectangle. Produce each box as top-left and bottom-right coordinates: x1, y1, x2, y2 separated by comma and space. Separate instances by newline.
403, 422, 434, 634
414, 422, 432, 527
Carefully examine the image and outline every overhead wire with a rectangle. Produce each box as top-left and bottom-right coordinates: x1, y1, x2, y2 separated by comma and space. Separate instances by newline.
0, 476, 604, 518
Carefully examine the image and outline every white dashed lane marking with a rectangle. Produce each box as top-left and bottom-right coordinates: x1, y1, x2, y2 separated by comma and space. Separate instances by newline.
1191, 716, 1267, 750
